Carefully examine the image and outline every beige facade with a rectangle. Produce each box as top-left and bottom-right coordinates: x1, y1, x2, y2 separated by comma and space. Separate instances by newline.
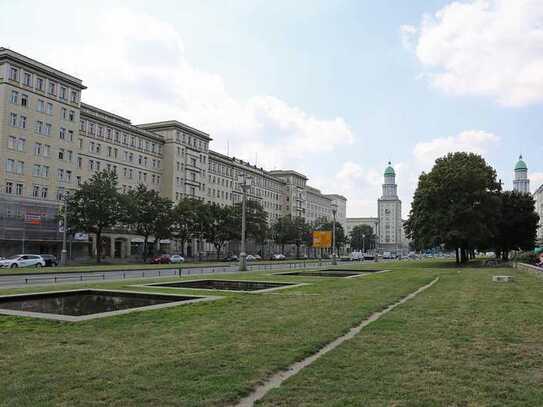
0, 48, 347, 258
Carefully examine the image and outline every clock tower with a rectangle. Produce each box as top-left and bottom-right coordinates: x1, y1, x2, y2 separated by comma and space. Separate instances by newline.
377, 162, 402, 254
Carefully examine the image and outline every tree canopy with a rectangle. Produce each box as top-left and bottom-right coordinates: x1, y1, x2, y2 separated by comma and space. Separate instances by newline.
405, 152, 502, 264
349, 224, 376, 252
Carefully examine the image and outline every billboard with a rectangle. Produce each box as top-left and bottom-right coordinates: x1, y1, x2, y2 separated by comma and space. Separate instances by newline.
313, 231, 332, 248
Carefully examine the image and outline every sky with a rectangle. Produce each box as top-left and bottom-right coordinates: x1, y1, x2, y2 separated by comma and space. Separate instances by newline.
1, 0, 542, 217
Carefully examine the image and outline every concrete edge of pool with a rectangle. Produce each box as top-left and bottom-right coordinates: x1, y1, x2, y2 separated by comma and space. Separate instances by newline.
0, 288, 223, 322
133, 279, 309, 293
271, 269, 392, 278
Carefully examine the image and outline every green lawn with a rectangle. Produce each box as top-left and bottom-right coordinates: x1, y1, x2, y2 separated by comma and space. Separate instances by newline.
0, 258, 328, 275
259, 263, 543, 406
1, 261, 541, 406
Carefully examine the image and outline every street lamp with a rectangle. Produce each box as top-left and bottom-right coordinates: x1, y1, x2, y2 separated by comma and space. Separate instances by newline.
60, 192, 69, 266
331, 202, 337, 265
362, 233, 366, 260
239, 175, 252, 271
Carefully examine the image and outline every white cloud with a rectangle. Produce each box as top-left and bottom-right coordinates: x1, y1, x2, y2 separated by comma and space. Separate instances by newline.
0, 6, 353, 171
413, 130, 499, 168
406, 0, 543, 106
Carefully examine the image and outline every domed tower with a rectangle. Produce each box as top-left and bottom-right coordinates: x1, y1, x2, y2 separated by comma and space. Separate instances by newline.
513, 155, 530, 193
378, 162, 402, 254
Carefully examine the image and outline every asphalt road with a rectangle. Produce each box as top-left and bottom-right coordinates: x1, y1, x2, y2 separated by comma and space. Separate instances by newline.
0, 261, 334, 289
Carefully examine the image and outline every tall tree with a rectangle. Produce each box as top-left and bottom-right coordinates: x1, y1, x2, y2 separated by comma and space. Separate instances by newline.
313, 217, 347, 252
271, 215, 297, 254
202, 203, 236, 259
231, 200, 269, 243
66, 169, 126, 263
494, 191, 540, 261
126, 184, 173, 261
350, 225, 376, 252
171, 198, 205, 256
405, 152, 501, 264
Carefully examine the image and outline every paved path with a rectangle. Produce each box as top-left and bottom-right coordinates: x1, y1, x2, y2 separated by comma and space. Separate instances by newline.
0, 261, 335, 289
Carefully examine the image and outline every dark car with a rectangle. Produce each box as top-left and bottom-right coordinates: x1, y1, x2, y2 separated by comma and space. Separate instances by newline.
41, 254, 58, 267
150, 254, 171, 264
223, 255, 239, 262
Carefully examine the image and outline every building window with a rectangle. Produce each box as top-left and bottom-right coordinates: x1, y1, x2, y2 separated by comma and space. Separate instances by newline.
10, 90, 18, 104
21, 94, 28, 107
23, 72, 32, 86
15, 183, 23, 195
48, 82, 57, 96
5, 182, 13, 194
60, 127, 66, 140
37, 99, 45, 112
46, 103, 53, 115
41, 187, 48, 199
70, 90, 78, 103
9, 113, 17, 127
68, 130, 74, 142
36, 77, 44, 91
32, 185, 40, 198
19, 115, 27, 129
9, 67, 18, 81
60, 86, 67, 100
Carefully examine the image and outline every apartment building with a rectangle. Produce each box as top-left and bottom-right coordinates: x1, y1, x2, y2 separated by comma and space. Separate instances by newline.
0, 48, 346, 259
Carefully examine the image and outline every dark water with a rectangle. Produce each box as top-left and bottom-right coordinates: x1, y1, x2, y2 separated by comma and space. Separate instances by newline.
152, 279, 293, 291
0, 290, 191, 316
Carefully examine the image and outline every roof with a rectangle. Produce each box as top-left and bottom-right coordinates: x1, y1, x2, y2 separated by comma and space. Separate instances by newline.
384, 162, 395, 177
515, 155, 528, 171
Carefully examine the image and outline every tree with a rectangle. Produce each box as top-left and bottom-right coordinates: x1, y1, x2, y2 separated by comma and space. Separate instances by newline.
350, 225, 376, 252
270, 216, 310, 257
171, 198, 205, 256
66, 169, 126, 263
202, 203, 236, 259
231, 200, 269, 243
126, 184, 173, 261
405, 152, 501, 265
494, 191, 540, 261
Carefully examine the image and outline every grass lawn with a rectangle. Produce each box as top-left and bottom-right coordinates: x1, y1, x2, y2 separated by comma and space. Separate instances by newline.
0, 263, 431, 406
259, 263, 543, 406
2, 260, 541, 406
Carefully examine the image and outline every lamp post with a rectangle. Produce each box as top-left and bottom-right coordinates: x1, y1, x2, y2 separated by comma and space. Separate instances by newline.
60, 192, 69, 266
331, 202, 337, 265
362, 233, 366, 260
239, 175, 252, 271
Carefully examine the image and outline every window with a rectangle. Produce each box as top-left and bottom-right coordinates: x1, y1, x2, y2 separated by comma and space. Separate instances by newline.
77, 157, 82, 168
5, 182, 13, 194
37, 99, 45, 112
48, 81, 56, 96
61, 107, 68, 120
32, 185, 40, 198
16, 161, 24, 174
36, 77, 44, 91
6, 159, 15, 172
57, 169, 64, 181
21, 94, 28, 107
56, 188, 65, 201
10, 90, 18, 104
9, 67, 18, 81
46, 103, 53, 115
76, 176, 81, 186
60, 86, 67, 100
58, 148, 65, 160
68, 130, 74, 142
19, 115, 27, 129
44, 123, 51, 136
80, 120, 86, 131
107, 146, 112, 157
23, 72, 32, 86
41, 186, 48, 199
33, 143, 42, 156
43, 145, 50, 157
15, 183, 23, 195
60, 127, 66, 140
70, 90, 78, 103
68, 110, 75, 121
9, 113, 17, 127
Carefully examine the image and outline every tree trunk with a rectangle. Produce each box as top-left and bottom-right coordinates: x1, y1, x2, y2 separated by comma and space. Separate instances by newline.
215, 243, 222, 259
455, 248, 460, 265
143, 235, 149, 261
96, 230, 102, 264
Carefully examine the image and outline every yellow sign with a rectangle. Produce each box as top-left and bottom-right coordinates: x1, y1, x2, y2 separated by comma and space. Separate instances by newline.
313, 231, 332, 248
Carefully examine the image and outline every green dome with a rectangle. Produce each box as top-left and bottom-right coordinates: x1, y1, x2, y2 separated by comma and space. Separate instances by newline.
384, 162, 395, 177
515, 155, 527, 171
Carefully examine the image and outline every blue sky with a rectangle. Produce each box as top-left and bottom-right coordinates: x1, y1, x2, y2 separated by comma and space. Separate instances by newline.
1, 0, 542, 216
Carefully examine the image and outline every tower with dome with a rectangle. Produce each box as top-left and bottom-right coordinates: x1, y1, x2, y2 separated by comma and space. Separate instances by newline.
377, 162, 403, 253
513, 155, 530, 193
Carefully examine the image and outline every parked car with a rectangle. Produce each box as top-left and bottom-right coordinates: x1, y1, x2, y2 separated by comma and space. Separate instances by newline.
0, 254, 45, 268
40, 254, 58, 267
223, 255, 239, 262
253, 254, 262, 260
170, 255, 184, 263
150, 254, 171, 264
272, 254, 286, 260
246, 255, 257, 261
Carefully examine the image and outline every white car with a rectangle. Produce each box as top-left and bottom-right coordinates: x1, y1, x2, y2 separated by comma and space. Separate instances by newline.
246, 255, 257, 261
0, 254, 46, 268
170, 255, 184, 264
272, 254, 286, 260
